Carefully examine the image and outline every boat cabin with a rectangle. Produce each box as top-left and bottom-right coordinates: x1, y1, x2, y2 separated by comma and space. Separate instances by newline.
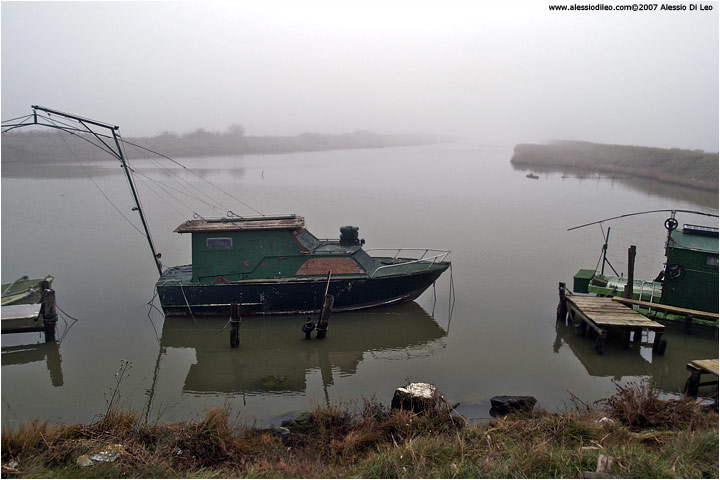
662, 224, 719, 313
174, 215, 370, 283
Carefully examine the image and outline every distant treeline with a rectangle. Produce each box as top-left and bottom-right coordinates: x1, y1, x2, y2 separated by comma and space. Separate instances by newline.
511, 140, 718, 191
1, 127, 450, 164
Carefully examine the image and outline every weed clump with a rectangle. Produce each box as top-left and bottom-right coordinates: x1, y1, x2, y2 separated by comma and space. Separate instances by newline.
602, 380, 716, 431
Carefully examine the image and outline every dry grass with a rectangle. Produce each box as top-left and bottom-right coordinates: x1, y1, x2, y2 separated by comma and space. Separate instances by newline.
1, 382, 717, 478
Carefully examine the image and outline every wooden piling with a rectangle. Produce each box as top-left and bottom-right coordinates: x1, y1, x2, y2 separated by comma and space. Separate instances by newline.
40, 287, 57, 343
316, 294, 334, 339
623, 245, 636, 299
557, 282, 568, 323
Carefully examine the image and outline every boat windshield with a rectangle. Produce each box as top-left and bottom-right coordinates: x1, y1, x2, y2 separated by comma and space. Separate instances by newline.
294, 229, 321, 251
352, 249, 375, 271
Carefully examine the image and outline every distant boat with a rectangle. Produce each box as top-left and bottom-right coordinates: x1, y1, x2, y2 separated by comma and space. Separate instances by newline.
526, 173, 539, 179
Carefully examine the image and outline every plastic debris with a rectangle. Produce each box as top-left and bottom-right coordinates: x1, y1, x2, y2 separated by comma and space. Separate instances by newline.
77, 444, 126, 467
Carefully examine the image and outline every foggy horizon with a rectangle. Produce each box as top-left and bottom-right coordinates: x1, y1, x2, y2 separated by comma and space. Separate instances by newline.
2, 1, 718, 152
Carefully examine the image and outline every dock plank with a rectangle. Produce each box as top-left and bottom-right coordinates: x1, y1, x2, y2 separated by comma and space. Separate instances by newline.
689, 359, 719, 376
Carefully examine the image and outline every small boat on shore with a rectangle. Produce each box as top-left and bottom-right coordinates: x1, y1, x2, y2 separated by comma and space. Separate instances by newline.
1, 275, 53, 306
156, 215, 450, 315
526, 173, 539, 179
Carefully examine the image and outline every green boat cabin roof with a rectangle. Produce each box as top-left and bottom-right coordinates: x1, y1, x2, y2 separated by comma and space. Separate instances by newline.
175, 215, 304, 233
670, 224, 719, 254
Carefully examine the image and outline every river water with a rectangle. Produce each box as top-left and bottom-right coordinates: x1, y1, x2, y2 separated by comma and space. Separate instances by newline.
2, 142, 718, 427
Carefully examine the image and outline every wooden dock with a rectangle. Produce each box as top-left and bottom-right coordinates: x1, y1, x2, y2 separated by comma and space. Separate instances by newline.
557, 283, 665, 354
683, 359, 719, 398
1, 287, 57, 342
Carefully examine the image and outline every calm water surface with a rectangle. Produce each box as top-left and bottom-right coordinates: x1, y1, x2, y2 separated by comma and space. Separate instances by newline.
2, 142, 718, 427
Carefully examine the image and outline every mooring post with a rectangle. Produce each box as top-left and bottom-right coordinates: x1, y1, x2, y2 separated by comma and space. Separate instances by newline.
316, 294, 334, 339
652, 329, 666, 355
557, 282, 568, 323
40, 284, 57, 343
623, 245, 636, 299
230, 298, 241, 348
623, 328, 632, 349
684, 314, 693, 335
633, 326, 643, 343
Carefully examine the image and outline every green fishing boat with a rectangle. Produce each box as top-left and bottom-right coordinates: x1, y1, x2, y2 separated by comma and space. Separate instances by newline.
571, 210, 718, 325
156, 215, 451, 315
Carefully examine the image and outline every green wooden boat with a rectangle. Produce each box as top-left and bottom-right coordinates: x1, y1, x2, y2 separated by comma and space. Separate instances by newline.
156, 215, 451, 316
572, 213, 718, 324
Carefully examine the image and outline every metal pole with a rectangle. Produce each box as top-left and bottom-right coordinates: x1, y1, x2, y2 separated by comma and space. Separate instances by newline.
112, 130, 163, 275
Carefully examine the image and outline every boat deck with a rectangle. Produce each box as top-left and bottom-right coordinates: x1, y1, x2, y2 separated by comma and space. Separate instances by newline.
564, 295, 666, 355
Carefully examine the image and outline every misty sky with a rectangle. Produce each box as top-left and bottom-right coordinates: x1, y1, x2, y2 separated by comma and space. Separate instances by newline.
2, 1, 718, 151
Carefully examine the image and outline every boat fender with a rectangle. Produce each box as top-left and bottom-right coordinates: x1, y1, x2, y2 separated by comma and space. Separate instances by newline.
666, 264, 685, 281
664, 217, 678, 232
302, 319, 316, 339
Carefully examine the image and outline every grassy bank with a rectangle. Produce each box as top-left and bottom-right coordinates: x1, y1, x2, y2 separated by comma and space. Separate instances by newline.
511, 141, 718, 192
1, 129, 449, 165
2, 382, 717, 478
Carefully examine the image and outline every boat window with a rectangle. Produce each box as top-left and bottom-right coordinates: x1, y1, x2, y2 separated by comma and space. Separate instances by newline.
206, 237, 233, 250
294, 229, 321, 250
706, 255, 718, 267
352, 249, 374, 271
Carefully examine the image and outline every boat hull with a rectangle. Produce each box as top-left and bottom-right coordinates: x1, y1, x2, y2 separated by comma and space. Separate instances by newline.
156, 266, 448, 316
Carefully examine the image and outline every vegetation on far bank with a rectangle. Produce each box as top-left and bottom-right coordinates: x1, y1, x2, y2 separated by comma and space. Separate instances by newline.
511, 140, 719, 191
2, 381, 717, 478
1, 127, 450, 165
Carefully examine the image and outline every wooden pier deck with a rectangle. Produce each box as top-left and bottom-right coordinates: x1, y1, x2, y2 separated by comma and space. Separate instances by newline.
559, 289, 666, 354
683, 359, 719, 398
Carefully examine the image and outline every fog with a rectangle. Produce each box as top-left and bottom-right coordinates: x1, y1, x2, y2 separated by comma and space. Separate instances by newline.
2, 1, 718, 151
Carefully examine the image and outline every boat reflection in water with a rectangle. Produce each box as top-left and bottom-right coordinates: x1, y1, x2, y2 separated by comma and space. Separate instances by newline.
553, 318, 717, 393
157, 302, 447, 395
1, 341, 63, 387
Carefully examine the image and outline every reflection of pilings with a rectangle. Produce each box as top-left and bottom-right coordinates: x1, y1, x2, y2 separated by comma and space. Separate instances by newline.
316, 342, 333, 406
143, 344, 166, 425
1, 342, 64, 387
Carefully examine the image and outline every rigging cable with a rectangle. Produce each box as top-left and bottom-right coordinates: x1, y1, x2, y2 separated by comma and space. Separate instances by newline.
133, 174, 197, 220
143, 155, 229, 215
50, 125, 146, 238
119, 138, 263, 215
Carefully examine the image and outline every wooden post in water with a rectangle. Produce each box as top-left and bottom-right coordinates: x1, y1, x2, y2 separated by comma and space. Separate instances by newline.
230, 298, 241, 348
40, 283, 57, 343
557, 282, 568, 323
684, 314, 693, 335
623, 245, 636, 299
316, 294, 334, 339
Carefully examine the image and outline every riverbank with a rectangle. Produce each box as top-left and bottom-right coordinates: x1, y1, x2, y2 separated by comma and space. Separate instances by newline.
1, 129, 450, 165
2, 382, 717, 478
510, 141, 719, 192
